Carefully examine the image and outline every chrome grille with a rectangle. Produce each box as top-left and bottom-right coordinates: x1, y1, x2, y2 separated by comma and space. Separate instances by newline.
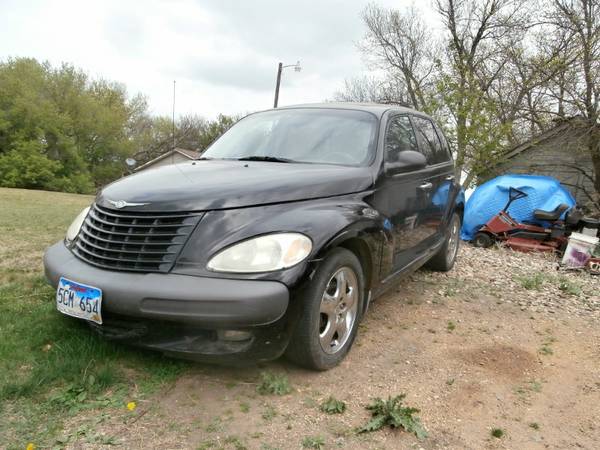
73, 203, 202, 272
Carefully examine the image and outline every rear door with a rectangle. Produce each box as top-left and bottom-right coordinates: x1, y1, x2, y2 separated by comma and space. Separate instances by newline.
410, 115, 455, 244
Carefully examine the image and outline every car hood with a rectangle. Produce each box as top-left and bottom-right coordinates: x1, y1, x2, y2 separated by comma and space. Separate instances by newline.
97, 160, 374, 212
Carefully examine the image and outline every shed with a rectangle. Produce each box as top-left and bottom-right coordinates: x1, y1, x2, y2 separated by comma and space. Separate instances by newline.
494, 117, 598, 211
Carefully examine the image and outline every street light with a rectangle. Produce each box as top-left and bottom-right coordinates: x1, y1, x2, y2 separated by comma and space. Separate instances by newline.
273, 60, 301, 108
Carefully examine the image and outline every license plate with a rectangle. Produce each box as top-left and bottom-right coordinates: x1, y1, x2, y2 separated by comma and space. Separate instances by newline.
56, 277, 102, 324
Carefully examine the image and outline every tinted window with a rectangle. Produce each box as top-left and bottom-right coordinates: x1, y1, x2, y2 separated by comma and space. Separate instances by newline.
434, 123, 452, 162
412, 116, 446, 165
384, 115, 418, 162
203, 109, 378, 166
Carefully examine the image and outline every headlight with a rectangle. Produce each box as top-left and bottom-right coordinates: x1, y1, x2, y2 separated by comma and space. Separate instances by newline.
207, 233, 312, 273
65, 206, 90, 244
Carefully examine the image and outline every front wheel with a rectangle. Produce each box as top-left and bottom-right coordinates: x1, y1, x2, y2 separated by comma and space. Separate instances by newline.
285, 248, 364, 370
426, 212, 461, 272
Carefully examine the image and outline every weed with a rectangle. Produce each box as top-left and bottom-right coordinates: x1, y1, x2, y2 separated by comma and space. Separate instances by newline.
446, 378, 455, 386
257, 372, 292, 396
197, 440, 218, 449
447, 321, 456, 331
260, 445, 282, 450
529, 380, 543, 392
205, 417, 224, 433
302, 435, 325, 449
539, 345, 553, 355
529, 422, 540, 430
224, 435, 247, 450
557, 277, 582, 296
358, 394, 427, 439
320, 396, 346, 414
262, 404, 277, 421
239, 402, 250, 413
491, 428, 504, 438
516, 273, 545, 290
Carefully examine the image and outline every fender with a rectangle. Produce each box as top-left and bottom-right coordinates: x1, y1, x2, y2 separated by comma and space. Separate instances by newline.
172, 193, 386, 293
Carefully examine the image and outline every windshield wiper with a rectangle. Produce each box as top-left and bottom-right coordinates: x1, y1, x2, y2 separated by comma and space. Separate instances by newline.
236, 155, 295, 163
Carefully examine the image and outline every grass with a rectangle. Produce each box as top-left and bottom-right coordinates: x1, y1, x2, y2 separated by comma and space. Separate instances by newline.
539, 335, 556, 356
557, 277, 582, 296
301, 435, 325, 449
491, 428, 504, 438
320, 396, 346, 414
256, 371, 292, 395
261, 404, 277, 421
515, 273, 545, 290
0, 188, 189, 448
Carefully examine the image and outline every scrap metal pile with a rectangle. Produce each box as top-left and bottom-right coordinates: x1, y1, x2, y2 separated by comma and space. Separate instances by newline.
462, 174, 600, 274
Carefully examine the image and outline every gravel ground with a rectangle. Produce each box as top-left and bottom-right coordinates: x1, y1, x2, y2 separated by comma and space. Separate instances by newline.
423, 244, 600, 319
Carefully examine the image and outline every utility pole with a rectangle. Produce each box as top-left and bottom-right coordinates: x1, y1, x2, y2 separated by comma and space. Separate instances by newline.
273, 63, 283, 108
273, 61, 301, 108
172, 80, 176, 149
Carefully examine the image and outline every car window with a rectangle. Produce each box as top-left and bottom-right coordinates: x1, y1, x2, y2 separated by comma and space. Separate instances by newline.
384, 115, 418, 163
412, 116, 446, 165
203, 109, 378, 166
434, 123, 452, 162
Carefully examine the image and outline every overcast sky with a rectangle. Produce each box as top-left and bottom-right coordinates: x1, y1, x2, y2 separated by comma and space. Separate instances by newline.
1, 0, 434, 119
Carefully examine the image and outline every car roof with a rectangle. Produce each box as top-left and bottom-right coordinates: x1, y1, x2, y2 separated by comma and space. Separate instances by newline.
275, 102, 425, 119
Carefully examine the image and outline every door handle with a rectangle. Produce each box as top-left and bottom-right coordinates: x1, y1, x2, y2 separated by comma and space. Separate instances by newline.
418, 182, 433, 190
445, 175, 455, 181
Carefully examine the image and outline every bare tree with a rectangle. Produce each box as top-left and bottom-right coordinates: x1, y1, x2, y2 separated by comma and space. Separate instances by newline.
359, 4, 439, 111
332, 75, 411, 105
544, 0, 599, 204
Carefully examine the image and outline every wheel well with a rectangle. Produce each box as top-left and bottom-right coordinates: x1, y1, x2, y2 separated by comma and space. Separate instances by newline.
338, 237, 373, 294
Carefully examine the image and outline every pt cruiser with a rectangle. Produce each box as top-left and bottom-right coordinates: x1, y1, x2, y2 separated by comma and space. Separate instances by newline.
44, 103, 464, 370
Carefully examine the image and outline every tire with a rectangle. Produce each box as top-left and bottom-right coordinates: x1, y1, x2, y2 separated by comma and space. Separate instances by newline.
426, 212, 461, 272
285, 248, 365, 371
472, 231, 493, 248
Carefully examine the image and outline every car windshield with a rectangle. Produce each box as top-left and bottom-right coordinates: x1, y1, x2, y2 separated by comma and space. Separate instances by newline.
203, 108, 379, 166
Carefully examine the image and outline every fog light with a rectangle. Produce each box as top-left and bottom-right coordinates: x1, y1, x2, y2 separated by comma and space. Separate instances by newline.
218, 330, 252, 342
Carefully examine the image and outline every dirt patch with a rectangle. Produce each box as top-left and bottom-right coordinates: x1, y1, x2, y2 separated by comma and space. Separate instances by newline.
455, 345, 538, 379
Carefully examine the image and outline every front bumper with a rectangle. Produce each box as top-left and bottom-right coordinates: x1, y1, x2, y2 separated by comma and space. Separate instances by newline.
43, 241, 291, 363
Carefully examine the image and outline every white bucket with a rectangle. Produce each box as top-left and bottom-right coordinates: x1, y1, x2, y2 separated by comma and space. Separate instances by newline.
562, 232, 599, 268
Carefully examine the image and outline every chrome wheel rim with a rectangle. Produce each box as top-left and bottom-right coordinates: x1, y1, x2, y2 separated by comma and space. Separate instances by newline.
319, 267, 359, 354
446, 215, 460, 265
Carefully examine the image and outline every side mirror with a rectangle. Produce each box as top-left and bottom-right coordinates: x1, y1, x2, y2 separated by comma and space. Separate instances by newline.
385, 150, 427, 174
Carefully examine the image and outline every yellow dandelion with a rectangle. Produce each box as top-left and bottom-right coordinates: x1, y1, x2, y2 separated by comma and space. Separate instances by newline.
26, 444, 35, 450
127, 401, 136, 411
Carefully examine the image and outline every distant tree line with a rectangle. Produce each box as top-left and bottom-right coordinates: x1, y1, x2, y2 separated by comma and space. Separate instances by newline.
0, 58, 237, 194
336, 0, 599, 206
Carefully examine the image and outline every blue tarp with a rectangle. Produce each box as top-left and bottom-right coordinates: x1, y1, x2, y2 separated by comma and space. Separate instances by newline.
461, 174, 576, 240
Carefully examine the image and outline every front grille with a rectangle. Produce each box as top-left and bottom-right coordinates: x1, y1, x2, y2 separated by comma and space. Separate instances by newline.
72, 203, 202, 273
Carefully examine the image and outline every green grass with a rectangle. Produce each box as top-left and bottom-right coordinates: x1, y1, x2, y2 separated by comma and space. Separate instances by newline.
491, 428, 505, 438
301, 436, 325, 449
0, 188, 189, 448
557, 277, 582, 296
320, 396, 346, 414
515, 273, 545, 290
256, 371, 292, 396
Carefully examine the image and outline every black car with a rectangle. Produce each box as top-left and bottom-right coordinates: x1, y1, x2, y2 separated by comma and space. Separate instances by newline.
44, 103, 464, 370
